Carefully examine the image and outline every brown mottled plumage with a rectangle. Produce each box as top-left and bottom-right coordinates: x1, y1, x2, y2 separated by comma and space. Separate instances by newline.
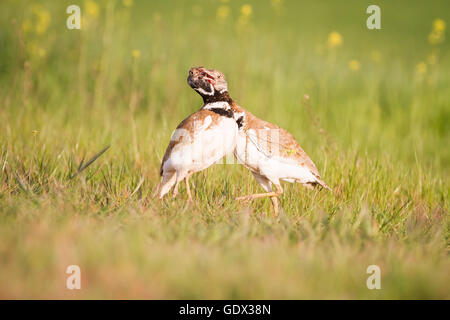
232, 102, 329, 189
155, 67, 237, 202
230, 100, 330, 214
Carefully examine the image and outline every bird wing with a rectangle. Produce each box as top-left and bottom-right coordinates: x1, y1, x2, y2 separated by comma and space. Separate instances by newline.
159, 110, 227, 176
244, 112, 322, 178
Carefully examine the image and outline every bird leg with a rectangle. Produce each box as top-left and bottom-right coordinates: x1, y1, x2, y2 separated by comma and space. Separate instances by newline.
236, 184, 283, 203
172, 180, 180, 198
236, 192, 279, 201
270, 196, 279, 216
185, 173, 194, 204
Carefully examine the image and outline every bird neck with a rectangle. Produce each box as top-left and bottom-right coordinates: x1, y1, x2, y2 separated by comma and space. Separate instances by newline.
202, 90, 233, 105
201, 91, 234, 117
202, 101, 233, 118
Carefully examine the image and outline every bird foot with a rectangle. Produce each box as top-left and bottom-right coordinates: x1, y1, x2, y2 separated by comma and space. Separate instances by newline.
235, 195, 254, 203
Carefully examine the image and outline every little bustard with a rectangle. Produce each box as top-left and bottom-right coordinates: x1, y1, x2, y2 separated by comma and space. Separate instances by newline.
188, 68, 330, 214
156, 67, 238, 202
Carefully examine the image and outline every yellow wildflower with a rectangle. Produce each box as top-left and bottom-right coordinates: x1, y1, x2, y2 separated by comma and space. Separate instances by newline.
433, 19, 446, 32
85, 0, 99, 18
237, 4, 253, 28
217, 5, 230, 21
327, 31, 342, 48
241, 4, 252, 17
428, 19, 446, 45
416, 61, 427, 75
33, 6, 51, 35
348, 59, 360, 71
132, 49, 141, 59
123, 0, 133, 7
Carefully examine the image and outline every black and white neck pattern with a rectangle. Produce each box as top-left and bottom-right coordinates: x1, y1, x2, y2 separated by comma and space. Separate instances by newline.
203, 101, 233, 118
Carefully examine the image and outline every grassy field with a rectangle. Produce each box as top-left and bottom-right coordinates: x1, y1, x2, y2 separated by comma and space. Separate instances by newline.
0, 0, 449, 299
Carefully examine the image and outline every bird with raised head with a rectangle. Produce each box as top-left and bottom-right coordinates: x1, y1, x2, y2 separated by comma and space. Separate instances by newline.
155, 67, 238, 202
186, 68, 331, 214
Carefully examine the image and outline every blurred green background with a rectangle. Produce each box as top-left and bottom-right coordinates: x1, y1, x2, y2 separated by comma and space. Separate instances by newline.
0, 0, 448, 299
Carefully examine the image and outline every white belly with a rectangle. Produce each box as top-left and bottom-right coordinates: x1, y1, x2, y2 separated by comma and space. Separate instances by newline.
164, 117, 237, 174
234, 130, 316, 184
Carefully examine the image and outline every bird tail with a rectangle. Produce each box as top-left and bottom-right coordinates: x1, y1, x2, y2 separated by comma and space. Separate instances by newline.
304, 175, 331, 191
315, 177, 331, 191
154, 171, 177, 199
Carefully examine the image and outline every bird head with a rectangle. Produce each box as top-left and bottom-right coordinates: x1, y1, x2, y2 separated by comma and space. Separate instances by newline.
187, 67, 229, 99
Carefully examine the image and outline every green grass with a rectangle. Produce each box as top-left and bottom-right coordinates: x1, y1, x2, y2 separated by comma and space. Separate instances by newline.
0, 0, 449, 299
